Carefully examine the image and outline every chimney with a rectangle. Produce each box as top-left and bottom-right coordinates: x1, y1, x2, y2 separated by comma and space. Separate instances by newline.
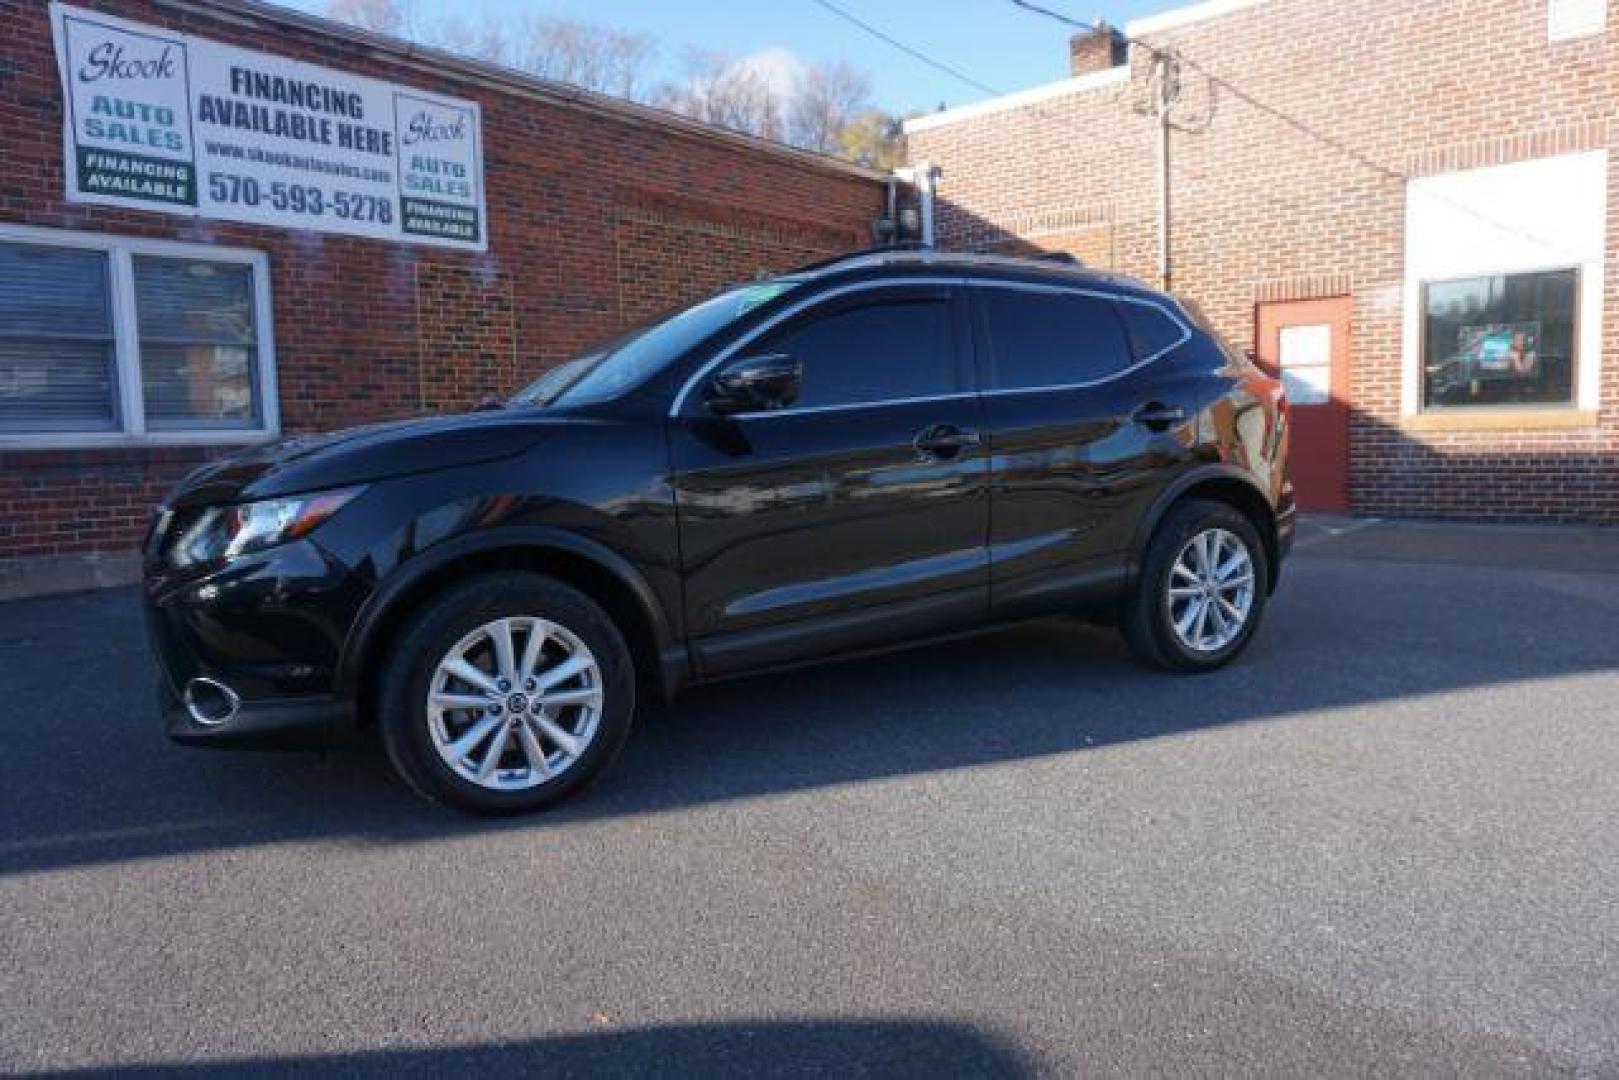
1068, 22, 1127, 76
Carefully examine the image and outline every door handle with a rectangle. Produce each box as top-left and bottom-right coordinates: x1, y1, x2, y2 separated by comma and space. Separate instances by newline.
1132, 403, 1188, 430
913, 423, 981, 459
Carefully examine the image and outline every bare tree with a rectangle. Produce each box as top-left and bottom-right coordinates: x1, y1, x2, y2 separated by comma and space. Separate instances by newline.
509, 16, 657, 101
789, 61, 871, 156
328, 2, 902, 168
326, 0, 413, 37
657, 49, 789, 143
429, 13, 508, 66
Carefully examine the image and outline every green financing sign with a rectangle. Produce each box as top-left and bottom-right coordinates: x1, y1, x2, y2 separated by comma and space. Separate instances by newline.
50, 2, 488, 251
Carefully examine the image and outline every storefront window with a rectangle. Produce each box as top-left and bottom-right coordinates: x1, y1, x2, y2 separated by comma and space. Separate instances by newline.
0, 229, 274, 444
1421, 269, 1577, 410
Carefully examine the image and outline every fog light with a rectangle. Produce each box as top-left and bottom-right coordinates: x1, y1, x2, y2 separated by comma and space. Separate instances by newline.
183, 678, 240, 727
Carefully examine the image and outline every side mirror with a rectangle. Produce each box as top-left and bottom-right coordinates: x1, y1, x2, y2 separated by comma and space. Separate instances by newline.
706, 353, 801, 415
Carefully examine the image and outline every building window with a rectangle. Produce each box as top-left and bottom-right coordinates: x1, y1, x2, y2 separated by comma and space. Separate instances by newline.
1403, 150, 1606, 420
1549, 0, 1607, 42
0, 244, 119, 433
135, 257, 261, 430
0, 226, 276, 446
1421, 269, 1577, 410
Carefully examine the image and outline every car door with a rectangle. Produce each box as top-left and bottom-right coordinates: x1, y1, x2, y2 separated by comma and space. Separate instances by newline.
973, 281, 1195, 620
668, 282, 990, 677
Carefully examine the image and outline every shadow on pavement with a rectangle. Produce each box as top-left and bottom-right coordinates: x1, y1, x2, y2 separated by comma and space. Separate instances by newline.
43, 1018, 1030, 1078
2, 519, 1616, 876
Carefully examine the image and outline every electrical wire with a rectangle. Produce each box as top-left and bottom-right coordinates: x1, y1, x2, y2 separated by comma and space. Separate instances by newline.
808, 0, 1588, 261
807, 0, 1007, 99
1002, 0, 1587, 259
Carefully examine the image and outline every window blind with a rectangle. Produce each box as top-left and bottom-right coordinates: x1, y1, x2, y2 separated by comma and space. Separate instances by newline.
133, 256, 260, 430
0, 243, 117, 432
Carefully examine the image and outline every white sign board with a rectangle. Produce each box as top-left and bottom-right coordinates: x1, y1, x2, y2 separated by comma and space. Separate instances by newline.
50, 3, 487, 251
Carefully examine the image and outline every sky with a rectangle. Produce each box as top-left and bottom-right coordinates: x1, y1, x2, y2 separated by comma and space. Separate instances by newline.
277, 0, 1188, 115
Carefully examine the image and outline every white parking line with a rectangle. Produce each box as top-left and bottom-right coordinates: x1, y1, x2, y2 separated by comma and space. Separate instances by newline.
1296, 517, 1383, 549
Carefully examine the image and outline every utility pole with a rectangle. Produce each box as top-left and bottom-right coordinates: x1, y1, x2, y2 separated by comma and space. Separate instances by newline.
1152, 49, 1181, 293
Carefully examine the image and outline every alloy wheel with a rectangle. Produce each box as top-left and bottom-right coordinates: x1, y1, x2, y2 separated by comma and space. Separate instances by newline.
426, 616, 604, 791
1165, 527, 1256, 653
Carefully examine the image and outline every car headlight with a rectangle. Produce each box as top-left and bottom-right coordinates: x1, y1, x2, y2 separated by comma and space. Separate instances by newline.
169, 487, 365, 567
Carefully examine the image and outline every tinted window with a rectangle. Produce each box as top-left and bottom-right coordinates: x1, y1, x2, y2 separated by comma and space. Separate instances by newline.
762, 298, 953, 409
981, 289, 1132, 389
1117, 300, 1184, 362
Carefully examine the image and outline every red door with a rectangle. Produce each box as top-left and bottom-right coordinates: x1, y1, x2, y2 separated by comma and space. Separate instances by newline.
1256, 297, 1351, 513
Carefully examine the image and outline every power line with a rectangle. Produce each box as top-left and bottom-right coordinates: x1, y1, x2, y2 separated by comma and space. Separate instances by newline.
810, 0, 1582, 263
807, 0, 1006, 99
1002, 0, 1583, 258
1005, 0, 1153, 55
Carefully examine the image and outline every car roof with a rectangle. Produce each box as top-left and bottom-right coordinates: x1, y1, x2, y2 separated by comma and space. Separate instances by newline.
789, 245, 1159, 297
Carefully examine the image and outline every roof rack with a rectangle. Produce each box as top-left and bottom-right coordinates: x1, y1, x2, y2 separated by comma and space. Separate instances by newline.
784, 245, 1115, 285
789, 242, 930, 275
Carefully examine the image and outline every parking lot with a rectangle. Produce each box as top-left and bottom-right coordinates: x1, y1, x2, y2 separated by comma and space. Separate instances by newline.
2, 518, 1617, 1076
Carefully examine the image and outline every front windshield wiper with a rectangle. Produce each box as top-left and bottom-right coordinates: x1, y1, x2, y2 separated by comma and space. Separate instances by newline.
536, 357, 598, 406
508, 356, 596, 409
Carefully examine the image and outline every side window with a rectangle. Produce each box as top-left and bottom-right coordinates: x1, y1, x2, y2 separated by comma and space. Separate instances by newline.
1116, 299, 1185, 362
980, 288, 1133, 390
760, 297, 954, 409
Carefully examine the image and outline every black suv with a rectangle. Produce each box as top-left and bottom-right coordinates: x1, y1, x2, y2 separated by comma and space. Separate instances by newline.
145, 249, 1294, 814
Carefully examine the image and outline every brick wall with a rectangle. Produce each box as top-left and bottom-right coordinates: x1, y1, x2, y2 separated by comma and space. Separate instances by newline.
908, 0, 1619, 524
0, 0, 884, 563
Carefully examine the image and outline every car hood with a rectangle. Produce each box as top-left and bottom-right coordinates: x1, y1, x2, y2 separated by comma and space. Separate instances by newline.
167, 410, 562, 508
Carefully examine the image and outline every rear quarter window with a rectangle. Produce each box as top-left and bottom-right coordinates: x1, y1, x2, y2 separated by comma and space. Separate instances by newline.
1116, 300, 1186, 362
980, 288, 1133, 390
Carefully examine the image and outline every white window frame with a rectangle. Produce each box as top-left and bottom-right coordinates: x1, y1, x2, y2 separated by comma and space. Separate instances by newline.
0, 223, 278, 448
1401, 150, 1607, 417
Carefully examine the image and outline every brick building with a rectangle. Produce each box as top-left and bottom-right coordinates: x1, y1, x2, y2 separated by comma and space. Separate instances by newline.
0, 0, 887, 592
906, 0, 1617, 522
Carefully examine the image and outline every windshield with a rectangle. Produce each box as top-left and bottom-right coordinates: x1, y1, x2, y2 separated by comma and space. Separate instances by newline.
509, 279, 800, 409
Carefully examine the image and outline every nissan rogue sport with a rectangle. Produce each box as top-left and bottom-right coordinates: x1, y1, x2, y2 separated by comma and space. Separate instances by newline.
144, 249, 1295, 814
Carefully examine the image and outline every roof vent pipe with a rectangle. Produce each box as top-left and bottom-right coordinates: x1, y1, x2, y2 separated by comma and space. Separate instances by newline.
892, 162, 941, 248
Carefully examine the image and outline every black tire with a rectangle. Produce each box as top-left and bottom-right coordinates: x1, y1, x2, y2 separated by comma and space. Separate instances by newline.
1122, 499, 1270, 673
378, 572, 636, 815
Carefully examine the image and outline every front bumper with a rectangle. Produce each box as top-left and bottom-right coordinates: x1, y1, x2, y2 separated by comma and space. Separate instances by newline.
145, 532, 369, 752
160, 678, 355, 749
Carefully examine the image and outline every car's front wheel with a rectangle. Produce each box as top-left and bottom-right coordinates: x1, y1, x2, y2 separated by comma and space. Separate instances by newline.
1123, 499, 1270, 672
378, 572, 635, 815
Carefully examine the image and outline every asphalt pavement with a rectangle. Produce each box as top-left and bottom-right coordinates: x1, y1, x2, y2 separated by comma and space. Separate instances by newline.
2, 518, 1617, 1076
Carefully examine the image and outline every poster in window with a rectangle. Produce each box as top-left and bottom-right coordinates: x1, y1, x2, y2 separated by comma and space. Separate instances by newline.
1457, 322, 1539, 381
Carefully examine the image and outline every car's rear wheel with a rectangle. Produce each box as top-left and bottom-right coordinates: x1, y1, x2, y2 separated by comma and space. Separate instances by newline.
1123, 499, 1269, 672
379, 572, 635, 815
